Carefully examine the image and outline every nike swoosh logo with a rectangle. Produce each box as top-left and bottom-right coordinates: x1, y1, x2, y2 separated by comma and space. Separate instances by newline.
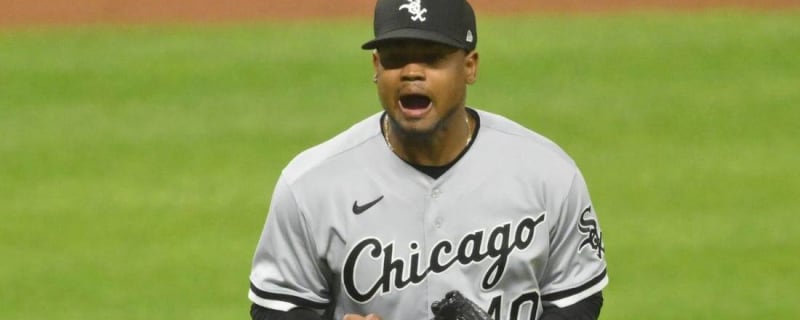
352, 195, 384, 215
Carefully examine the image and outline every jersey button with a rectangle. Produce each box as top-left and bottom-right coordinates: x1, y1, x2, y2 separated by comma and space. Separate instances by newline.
434, 217, 443, 228
431, 188, 441, 199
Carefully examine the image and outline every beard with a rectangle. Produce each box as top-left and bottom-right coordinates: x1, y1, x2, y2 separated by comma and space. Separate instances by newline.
385, 105, 462, 143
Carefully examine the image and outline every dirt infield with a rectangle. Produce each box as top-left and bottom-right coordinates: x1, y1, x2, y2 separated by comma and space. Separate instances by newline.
1, 0, 798, 26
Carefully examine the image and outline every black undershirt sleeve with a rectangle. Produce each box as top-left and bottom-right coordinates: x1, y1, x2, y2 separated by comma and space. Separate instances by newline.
540, 291, 604, 320
251, 304, 322, 320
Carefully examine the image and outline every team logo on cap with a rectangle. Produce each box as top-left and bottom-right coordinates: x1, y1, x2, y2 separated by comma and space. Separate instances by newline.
399, 0, 427, 22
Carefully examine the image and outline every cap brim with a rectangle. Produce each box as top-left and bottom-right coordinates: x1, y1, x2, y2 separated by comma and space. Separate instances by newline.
361, 28, 463, 50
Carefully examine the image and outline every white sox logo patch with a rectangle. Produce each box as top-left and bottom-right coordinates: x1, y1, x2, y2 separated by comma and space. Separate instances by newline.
578, 205, 605, 259
399, 0, 427, 22
342, 213, 546, 303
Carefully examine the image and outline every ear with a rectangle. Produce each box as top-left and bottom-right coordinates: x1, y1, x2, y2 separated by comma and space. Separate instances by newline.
464, 50, 479, 85
372, 50, 381, 75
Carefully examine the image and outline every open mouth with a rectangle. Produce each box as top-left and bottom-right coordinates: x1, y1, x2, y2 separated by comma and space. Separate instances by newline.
399, 94, 432, 110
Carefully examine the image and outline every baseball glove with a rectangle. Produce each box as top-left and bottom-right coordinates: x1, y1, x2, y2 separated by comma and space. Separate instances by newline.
430, 290, 492, 320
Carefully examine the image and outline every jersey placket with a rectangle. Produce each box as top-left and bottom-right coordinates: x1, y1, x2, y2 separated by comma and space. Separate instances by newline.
423, 179, 442, 318
421, 176, 462, 317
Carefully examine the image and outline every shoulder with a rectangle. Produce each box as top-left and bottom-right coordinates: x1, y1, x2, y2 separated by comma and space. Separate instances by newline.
280, 112, 384, 185
469, 108, 583, 204
474, 108, 576, 169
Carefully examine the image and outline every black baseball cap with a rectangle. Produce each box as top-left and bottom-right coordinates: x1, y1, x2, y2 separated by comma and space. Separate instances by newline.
361, 0, 478, 51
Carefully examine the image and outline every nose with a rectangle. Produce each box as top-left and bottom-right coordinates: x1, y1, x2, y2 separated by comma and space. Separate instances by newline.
400, 63, 425, 82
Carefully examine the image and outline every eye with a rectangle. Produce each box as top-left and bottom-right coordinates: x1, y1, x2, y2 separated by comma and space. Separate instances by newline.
377, 44, 455, 69
379, 52, 443, 69
423, 53, 442, 64
379, 53, 406, 69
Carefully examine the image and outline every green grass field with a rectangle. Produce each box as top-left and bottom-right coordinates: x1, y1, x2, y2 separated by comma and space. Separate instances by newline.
1, 10, 799, 319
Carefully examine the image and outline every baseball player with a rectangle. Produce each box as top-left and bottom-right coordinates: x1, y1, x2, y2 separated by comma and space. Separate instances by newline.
248, 0, 608, 319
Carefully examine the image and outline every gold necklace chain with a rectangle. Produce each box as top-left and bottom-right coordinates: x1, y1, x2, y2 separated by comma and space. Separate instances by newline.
382, 113, 472, 152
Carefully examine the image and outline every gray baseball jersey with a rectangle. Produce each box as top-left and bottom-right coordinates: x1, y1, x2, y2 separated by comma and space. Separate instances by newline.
249, 108, 608, 320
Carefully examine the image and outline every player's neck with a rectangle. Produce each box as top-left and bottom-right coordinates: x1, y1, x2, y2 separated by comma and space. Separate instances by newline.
385, 109, 473, 166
